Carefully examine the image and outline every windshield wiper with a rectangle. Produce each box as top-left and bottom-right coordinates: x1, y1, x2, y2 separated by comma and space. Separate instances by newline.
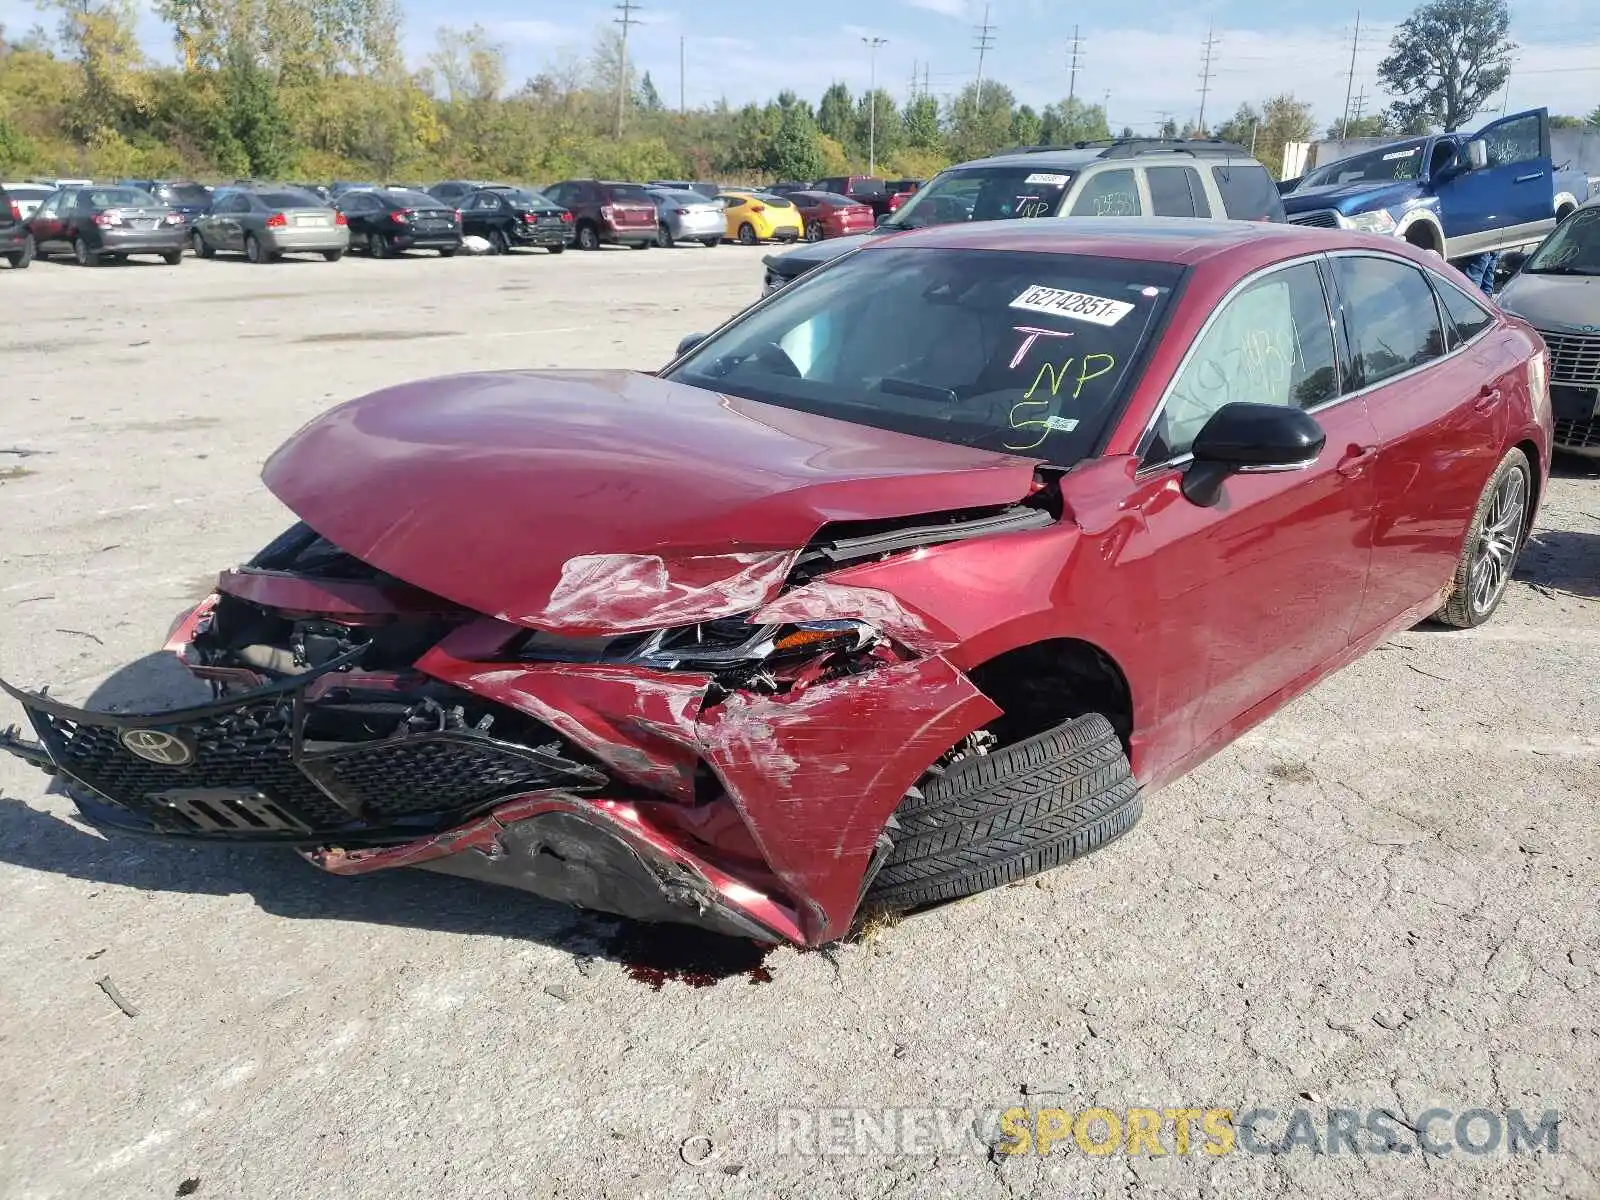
879, 377, 958, 405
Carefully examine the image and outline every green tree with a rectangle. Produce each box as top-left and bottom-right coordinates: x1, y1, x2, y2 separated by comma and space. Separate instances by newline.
945, 80, 1014, 161
1039, 97, 1109, 143
222, 40, 290, 174
638, 70, 663, 110
1326, 113, 1388, 138
817, 81, 852, 141
1378, 0, 1514, 132
901, 93, 941, 151
1589, 105, 1600, 127
852, 88, 900, 164
1158, 117, 1179, 138
1009, 103, 1040, 147
766, 100, 823, 181
1549, 114, 1586, 129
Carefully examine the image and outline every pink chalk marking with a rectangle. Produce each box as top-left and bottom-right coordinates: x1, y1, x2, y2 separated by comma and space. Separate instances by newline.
1009, 325, 1075, 369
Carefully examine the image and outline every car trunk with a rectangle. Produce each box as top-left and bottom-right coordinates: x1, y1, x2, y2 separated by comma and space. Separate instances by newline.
401, 205, 457, 235
603, 190, 659, 231
100, 206, 175, 231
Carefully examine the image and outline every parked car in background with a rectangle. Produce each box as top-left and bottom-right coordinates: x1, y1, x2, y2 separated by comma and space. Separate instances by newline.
786, 190, 876, 241
428, 180, 498, 205
336, 188, 461, 257
0, 184, 28, 267
1280, 107, 1588, 262
717, 190, 803, 245
1495, 198, 1600, 457
23, 184, 187, 266
192, 186, 349, 263
763, 138, 1285, 294
458, 186, 570, 254
646, 187, 724, 247
540, 180, 658, 250
650, 180, 722, 199
2, 182, 55, 221
291, 183, 332, 201
118, 179, 212, 231
766, 181, 813, 196
0, 222, 1550, 948
885, 179, 922, 213
815, 175, 893, 217
328, 181, 380, 197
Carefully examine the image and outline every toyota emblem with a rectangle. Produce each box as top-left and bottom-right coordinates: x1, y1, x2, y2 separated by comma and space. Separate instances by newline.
120, 729, 194, 766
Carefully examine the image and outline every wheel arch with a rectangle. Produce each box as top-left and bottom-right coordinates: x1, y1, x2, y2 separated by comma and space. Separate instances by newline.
1515, 437, 1542, 545
1397, 211, 1444, 254
959, 635, 1137, 757
1555, 192, 1578, 220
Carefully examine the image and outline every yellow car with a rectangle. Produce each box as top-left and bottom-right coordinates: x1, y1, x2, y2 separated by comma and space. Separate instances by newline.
717, 191, 804, 245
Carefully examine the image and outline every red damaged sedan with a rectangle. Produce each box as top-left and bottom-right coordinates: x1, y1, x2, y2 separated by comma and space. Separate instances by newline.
0, 220, 1551, 948
789, 190, 877, 242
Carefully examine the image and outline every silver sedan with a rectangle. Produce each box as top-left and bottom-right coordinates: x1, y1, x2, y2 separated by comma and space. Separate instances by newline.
1496, 199, 1600, 457
647, 189, 725, 247
192, 186, 350, 263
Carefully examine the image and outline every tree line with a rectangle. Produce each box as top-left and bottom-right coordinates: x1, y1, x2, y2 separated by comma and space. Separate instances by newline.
0, 0, 1593, 185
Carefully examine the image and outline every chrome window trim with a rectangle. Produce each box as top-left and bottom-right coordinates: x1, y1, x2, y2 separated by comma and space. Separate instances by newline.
1133, 251, 1341, 472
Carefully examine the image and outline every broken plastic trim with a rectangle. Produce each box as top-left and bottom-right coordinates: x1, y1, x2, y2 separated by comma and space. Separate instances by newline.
791, 502, 1056, 580
516, 618, 879, 673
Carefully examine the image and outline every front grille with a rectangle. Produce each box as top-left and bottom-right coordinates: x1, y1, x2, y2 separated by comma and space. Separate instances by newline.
1554, 417, 1600, 451
1288, 209, 1340, 229
1537, 329, 1600, 388
6, 667, 602, 841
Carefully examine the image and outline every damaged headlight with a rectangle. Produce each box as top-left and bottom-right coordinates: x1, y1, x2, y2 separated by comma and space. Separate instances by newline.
517, 617, 879, 671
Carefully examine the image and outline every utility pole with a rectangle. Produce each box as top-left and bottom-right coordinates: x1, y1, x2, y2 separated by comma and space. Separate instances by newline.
1196, 20, 1218, 135
922, 63, 930, 99
1339, 11, 1361, 139
614, 0, 640, 138
863, 36, 888, 175
1350, 87, 1366, 130
973, 3, 996, 110
679, 34, 685, 114
909, 58, 919, 101
1067, 25, 1083, 108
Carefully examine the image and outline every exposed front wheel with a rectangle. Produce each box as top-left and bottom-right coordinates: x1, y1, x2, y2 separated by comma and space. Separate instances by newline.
73, 236, 99, 266
1434, 447, 1532, 628
737, 222, 757, 246
863, 713, 1142, 913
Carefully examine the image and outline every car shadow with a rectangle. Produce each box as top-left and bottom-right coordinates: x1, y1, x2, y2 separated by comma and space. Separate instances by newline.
1517, 527, 1600, 599
0, 653, 659, 965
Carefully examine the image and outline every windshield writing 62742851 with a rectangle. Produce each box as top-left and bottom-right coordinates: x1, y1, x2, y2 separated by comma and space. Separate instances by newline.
665, 247, 1184, 469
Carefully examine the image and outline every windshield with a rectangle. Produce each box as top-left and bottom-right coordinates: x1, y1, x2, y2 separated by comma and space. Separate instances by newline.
387, 190, 439, 207
157, 183, 210, 204
1525, 206, 1600, 275
887, 166, 1077, 229
1298, 139, 1428, 188
87, 187, 157, 208
665, 246, 1183, 466
652, 190, 706, 206
492, 187, 555, 207
606, 184, 653, 203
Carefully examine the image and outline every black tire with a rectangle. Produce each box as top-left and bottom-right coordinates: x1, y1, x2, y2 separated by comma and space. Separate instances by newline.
631, 240, 650, 250
191, 229, 214, 258
18, 234, 38, 266
657, 222, 674, 248
244, 233, 267, 264
438, 246, 457, 257
864, 714, 1141, 912
73, 236, 99, 267
1433, 446, 1532, 629
162, 250, 183, 265
737, 222, 757, 246
547, 244, 564, 254
701, 238, 719, 248
322, 249, 344, 262
489, 228, 510, 255
367, 231, 390, 258
804, 220, 824, 242
576, 222, 600, 251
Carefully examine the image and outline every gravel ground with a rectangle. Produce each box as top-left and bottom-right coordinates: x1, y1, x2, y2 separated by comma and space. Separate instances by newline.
1, 243, 1597, 1200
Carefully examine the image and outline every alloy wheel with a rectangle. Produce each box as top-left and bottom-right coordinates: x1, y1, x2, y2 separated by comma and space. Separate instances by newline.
1468, 465, 1527, 615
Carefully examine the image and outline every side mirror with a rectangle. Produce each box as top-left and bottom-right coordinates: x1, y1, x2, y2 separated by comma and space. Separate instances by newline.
1181, 403, 1327, 507
1465, 138, 1488, 171
675, 332, 708, 357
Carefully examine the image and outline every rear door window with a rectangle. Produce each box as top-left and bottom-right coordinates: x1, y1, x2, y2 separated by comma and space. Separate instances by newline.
1146, 166, 1204, 218
1213, 164, 1283, 220
1432, 276, 1495, 347
1332, 255, 1447, 389
1069, 169, 1142, 217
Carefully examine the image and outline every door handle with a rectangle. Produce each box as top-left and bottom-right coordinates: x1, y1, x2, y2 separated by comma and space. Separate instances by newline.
1514, 172, 1544, 182
1474, 383, 1503, 412
1337, 445, 1378, 477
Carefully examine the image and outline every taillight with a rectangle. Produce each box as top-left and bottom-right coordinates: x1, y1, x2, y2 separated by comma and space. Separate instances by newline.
454, 209, 462, 222
8, 203, 18, 220
560, 211, 573, 223
265, 212, 287, 228
599, 204, 615, 221
93, 210, 123, 227
163, 211, 183, 224
390, 210, 409, 223
520, 211, 537, 223
334, 210, 348, 225
749, 203, 765, 213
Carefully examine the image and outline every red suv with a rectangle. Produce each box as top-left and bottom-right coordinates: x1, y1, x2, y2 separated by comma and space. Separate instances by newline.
788, 191, 876, 241
0, 223, 1550, 949
540, 180, 657, 250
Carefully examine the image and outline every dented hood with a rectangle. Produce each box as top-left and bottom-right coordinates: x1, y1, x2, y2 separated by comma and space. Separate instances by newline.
262, 370, 1037, 634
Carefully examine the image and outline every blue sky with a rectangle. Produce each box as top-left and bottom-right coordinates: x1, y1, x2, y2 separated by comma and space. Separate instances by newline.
5, 0, 1596, 138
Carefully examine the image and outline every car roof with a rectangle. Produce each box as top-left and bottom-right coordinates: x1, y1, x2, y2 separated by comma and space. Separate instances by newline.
949, 142, 1257, 171
860, 217, 1388, 265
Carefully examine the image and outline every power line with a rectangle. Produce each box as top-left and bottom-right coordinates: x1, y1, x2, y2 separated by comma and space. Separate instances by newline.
1067, 24, 1083, 108
1196, 20, 1219, 133
613, 0, 640, 137
1340, 10, 1361, 138
973, 3, 996, 109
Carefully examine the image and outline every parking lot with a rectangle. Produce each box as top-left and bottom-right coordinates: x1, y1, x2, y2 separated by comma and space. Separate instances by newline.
1, 244, 1598, 1200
